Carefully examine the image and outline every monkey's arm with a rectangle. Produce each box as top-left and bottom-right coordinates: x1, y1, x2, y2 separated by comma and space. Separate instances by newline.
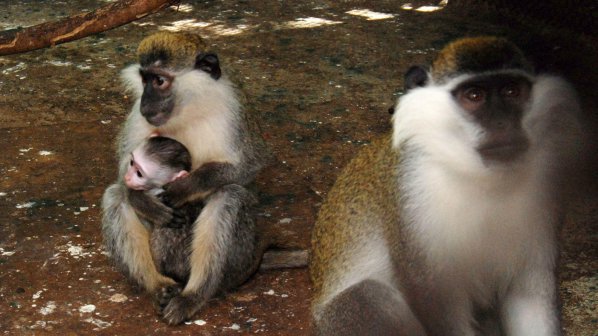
501, 271, 560, 335
102, 183, 177, 292
161, 161, 241, 207
128, 189, 174, 228
161, 184, 258, 324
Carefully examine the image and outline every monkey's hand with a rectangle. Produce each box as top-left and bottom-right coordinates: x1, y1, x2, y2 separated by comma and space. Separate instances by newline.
166, 207, 187, 229
128, 189, 173, 228
161, 177, 196, 208
159, 193, 191, 228
162, 162, 236, 207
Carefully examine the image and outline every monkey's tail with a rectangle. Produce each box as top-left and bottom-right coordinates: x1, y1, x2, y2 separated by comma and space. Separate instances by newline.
259, 249, 309, 271
254, 217, 310, 271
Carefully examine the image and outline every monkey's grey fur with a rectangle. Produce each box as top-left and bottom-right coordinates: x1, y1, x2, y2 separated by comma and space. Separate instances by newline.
101, 32, 269, 325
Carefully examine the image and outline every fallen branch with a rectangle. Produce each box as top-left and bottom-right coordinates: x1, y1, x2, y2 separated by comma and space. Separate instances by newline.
0, 0, 178, 56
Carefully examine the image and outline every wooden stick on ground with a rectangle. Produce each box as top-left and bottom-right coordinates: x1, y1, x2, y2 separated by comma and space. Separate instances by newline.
0, 0, 178, 56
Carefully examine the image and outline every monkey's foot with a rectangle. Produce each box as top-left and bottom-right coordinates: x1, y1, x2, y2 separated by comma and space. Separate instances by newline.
162, 295, 201, 325
154, 283, 183, 312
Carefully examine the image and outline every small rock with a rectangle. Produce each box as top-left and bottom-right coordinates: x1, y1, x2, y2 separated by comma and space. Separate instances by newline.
79, 304, 96, 313
109, 294, 128, 303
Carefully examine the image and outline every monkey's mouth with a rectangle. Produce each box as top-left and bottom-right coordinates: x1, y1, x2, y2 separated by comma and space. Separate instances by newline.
478, 140, 529, 163
140, 101, 174, 126
146, 113, 170, 126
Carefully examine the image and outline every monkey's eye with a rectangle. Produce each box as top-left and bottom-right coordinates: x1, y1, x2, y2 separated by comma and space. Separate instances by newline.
153, 76, 170, 90
501, 84, 520, 98
130, 159, 134, 166
136, 170, 143, 178
463, 87, 486, 102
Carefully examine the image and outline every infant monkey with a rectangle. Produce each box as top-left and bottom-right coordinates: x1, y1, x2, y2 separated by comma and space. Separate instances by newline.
125, 136, 202, 283
125, 135, 189, 193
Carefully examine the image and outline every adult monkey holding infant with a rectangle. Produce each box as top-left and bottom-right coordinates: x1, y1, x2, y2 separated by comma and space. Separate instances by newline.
102, 32, 268, 325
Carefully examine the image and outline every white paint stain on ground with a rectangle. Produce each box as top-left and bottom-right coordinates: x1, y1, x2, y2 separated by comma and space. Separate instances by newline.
29, 320, 58, 330
84, 317, 112, 329
56, 241, 94, 259
74, 206, 90, 216
262, 289, 288, 298
279, 218, 292, 224
45, 60, 93, 71
68, 245, 84, 257
32, 290, 43, 300
0, 247, 15, 256
38, 150, 53, 156
16, 201, 36, 209
226, 323, 240, 330
39, 301, 56, 315
46, 60, 73, 67
2, 62, 27, 74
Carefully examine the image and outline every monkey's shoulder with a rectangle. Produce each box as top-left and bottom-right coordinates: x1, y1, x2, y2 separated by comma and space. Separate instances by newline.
312, 133, 400, 247
311, 134, 401, 292
325, 133, 399, 206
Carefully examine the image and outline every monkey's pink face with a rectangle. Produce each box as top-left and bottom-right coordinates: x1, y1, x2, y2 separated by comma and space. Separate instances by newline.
124, 149, 160, 191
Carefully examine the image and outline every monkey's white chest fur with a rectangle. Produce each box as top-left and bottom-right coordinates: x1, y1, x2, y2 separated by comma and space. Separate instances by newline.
406, 162, 555, 298
394, 84, 560, 307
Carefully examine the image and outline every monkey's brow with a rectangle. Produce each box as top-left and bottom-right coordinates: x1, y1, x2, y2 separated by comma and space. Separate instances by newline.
139, 67, 174, 78
460, 74, 531, 87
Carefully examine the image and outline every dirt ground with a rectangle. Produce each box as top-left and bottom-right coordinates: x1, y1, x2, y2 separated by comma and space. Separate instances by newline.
0, 1, 596, 335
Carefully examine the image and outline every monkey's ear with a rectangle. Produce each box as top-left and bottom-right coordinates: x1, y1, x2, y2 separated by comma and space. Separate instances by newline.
195, 53, 222, 80
404, 65, 429, 90
172, 170, 189, 182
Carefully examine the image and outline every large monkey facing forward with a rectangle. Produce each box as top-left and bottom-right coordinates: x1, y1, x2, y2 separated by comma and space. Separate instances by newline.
102, 32, 266, 325
310, 37, 582, 336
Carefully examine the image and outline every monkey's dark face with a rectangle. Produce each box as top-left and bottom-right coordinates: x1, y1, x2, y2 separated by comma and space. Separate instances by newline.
136, 53, 222, 126
139, 68, 175, 126
452, 74, 532, 163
